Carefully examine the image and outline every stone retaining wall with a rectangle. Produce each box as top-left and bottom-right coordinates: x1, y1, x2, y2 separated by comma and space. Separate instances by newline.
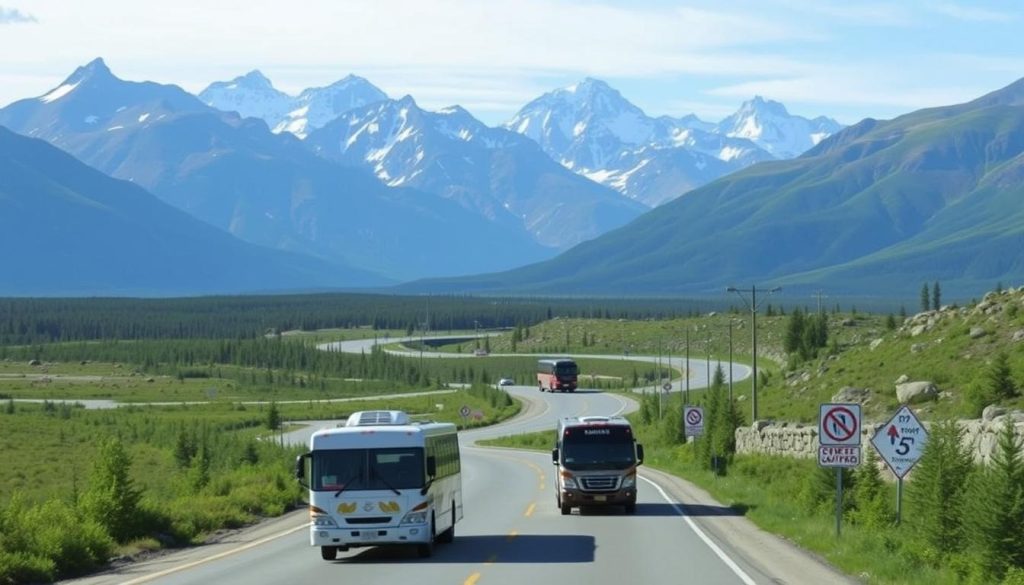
736, 416, 1024, 467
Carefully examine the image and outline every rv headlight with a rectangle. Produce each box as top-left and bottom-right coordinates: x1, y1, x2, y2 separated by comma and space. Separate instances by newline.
562, 477, 578, 489
401, 511, 429, 525
621, 474, 636, 488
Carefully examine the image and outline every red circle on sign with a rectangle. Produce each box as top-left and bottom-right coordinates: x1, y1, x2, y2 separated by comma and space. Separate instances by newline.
822, 406, 858, 442
686, 409, 702, 425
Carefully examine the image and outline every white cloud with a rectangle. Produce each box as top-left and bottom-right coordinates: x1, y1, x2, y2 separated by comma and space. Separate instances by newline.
0, 6, 36, 23
932, 2, 1017, 22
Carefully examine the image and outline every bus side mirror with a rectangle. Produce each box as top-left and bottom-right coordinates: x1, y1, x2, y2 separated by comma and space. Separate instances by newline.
426, 456, 437, 478
295, 453, 309, 487
636, 444, 644, 465
551, 448, 559, 465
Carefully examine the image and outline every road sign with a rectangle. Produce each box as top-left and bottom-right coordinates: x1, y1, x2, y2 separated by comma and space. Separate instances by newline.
871, 406, 928, 478
684, 406, 704, 437
819, 403, 861, 446
459, 405, 471, 418
663, 382, 673, 391
818, 445, 860, 467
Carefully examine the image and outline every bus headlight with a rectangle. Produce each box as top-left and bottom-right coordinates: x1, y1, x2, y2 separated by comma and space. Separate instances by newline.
312, 515, 338, 527
561, 471, 577, 489
401, 511, 429, 525
621, 474, 636, 488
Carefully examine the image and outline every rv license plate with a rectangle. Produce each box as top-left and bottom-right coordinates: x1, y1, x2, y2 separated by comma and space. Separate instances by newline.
594, 495, 607, 502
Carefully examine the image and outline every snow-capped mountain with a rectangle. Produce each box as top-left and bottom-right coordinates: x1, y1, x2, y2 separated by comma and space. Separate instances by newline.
199, 72, 387, 139
306, 95, 646, 249
196, 70, 293, 125
717, 96, 843, 159
505, 78, 842, 207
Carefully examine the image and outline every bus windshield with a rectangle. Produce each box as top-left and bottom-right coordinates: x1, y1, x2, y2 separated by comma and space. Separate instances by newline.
561, 428, 636, 470
312, 447, 425, 491
554, 362, 578, 376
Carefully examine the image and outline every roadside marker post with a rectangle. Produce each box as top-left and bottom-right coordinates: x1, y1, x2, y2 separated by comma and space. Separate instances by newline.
870, 405, 928, 524
818, 403, 862, 537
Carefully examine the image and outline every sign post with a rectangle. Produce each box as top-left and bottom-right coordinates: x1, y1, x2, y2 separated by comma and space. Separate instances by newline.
818, 403, 862, 537
870, 405, 928, 524
459, 405, 471, 427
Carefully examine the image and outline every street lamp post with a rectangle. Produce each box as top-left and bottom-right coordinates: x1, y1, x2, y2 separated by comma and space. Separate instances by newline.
727, 285, 781, 422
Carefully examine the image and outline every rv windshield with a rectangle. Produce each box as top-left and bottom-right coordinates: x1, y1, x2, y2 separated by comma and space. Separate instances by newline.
561, 428, 636, 470
312, 447, 425, 491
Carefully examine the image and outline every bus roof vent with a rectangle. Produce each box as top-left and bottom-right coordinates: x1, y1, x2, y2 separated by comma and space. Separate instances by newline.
346, 410, 411, 427
579, 416, 611, 423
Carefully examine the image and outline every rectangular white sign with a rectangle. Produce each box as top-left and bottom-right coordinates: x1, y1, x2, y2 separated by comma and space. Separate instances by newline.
818, 445, 861, 467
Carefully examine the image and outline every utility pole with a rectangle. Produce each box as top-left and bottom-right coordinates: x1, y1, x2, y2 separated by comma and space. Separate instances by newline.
727, 285, 781, 422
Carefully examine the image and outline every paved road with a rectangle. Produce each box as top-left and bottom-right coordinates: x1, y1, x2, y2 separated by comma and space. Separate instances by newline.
319, 334, 753, 395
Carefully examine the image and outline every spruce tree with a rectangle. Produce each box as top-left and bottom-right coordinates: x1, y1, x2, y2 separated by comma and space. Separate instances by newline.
921, 283, 931, 312
80, 437, 142, 542
932, 281, 942, 311
907, 419, 973, 558
987, 352, 1018, 400
963, 420, 1024, 581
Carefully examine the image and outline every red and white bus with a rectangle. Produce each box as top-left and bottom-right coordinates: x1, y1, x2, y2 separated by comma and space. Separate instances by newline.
537, 358, 578, 392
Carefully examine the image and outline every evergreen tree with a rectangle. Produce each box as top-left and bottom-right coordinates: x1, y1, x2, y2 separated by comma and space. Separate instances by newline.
932, 281, 942, 311
921, 283, 931, 312
907, 419, 973, 558
784, 308, 805, 354
886, 314, 897, 330
963, 420, 1024, 581
899, 305, 907, 319
849, 448, 893, 528
266, 402, 281, 431
987, 352, 1018, 400
80, 437, 142, 542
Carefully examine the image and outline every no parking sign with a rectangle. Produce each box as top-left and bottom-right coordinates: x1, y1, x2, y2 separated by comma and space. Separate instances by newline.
684, 406, 704, 437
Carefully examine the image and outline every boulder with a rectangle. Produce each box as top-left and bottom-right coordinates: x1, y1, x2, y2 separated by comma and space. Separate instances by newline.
910, 325, 927, 337
895, 374, 909, 384
911, 343, 927, 354
28, 359, 41, 366
982, 405, 1007, 422
870, 338, 884, 351
896, 381, 939, 404
970, 327, 986, 339
1012, 329, 1024, 343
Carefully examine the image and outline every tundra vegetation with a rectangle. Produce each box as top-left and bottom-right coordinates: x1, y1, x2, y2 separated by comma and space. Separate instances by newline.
2, 288, 1023, 583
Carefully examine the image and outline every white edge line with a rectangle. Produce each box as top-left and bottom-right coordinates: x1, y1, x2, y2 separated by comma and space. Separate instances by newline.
121, 522, 310, 584
640, 476, 757, 585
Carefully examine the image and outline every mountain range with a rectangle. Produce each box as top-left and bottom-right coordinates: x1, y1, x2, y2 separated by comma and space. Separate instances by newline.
199, 72, 842, 208
402, 76, 1024, 298
0, 59, 560, 281
5, 58, 1021, 300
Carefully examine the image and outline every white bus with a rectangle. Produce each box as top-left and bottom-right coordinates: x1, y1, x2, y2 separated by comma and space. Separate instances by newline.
295, 410, 463, 560
552, 415, 644, 515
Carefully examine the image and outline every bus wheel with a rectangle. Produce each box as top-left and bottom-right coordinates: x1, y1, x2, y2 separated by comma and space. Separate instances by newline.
438, 507, 455, 544
320, 546, 337, 561
417, 517, 435, 558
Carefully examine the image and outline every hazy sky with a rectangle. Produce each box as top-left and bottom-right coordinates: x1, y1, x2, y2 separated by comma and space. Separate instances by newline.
1, 0, 1022, 125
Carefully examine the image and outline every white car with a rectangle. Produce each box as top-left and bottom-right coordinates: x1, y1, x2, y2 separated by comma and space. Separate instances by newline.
498, 378, 514, 386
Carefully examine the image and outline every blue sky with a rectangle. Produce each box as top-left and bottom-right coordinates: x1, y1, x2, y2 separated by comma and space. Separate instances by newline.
1, 0, 1022, 125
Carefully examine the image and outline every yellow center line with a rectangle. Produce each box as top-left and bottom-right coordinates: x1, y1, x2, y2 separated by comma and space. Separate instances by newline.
525, 503, 536, 517
464, 572, 481, 585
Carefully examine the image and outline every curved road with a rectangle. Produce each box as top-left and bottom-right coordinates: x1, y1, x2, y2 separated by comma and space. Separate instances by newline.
62, 337, 852, 585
